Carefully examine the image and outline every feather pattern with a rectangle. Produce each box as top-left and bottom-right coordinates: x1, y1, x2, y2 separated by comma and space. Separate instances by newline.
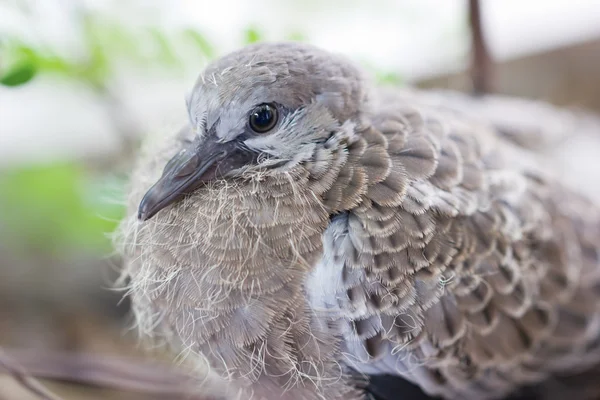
116, 43, 600, 400
307, 91, 600, 400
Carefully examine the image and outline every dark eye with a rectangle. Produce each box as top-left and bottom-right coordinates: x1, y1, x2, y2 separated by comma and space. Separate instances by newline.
249, 103, 278, 133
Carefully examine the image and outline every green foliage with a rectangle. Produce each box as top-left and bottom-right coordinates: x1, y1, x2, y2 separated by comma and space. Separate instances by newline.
0, 13, 217, 90
147, 27, 182, 69
182, 28, 216, 59
244, 26, 263, 44
243, 26, 306, 44
0, 43, 38, 86
0, 164, 125, 256
286, 31, 306, 42
375, 71, 404, 86
0, 62, 37, 86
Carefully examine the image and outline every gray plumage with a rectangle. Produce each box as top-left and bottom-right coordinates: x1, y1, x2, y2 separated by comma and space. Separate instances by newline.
116, 42, 600, 400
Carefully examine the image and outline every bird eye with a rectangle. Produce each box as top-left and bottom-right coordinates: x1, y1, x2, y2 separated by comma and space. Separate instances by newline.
249, 103, 278, 133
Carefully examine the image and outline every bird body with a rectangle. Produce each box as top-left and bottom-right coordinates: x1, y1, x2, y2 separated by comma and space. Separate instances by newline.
117, 43, 600, 400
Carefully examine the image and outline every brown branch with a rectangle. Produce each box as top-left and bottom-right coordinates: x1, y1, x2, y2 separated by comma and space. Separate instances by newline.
469, 0, 495, 95
0, 348, 218, 400
0, 348, 63, 400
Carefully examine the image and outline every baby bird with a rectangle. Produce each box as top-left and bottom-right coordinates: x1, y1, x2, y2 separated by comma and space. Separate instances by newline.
117, 42, 600, 400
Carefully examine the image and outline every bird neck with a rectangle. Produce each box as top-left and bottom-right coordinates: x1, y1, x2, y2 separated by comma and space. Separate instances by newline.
124, 137, 366, 397
155, 165, 357, 397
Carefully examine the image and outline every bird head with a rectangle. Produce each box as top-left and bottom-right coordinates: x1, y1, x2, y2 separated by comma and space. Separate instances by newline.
137, 42, 369, 221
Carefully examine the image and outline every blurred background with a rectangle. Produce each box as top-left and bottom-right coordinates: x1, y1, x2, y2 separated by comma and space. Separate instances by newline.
1, 0, 600, 398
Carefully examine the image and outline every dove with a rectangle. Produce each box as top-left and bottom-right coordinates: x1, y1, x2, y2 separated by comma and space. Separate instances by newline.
116, 42, 600, 400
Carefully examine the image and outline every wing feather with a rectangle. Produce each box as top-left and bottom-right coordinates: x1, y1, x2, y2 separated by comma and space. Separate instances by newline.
310, 90, 600, 399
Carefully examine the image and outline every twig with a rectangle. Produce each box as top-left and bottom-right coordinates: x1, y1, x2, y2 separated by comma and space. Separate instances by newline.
0, 347, 63, 400
0, 348, 216, 400
469, 0, 494, 95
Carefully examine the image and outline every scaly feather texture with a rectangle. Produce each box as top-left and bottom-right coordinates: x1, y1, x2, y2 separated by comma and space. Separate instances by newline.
116, 42, 600, 400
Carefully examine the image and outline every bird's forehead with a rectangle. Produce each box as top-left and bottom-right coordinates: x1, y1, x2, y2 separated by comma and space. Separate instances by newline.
186, 42, 367, 134
188, 64, 317, 136
194, 60, 315, 103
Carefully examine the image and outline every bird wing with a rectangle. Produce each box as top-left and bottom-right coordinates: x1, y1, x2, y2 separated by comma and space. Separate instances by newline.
308, 89, 600, 399
389, 87, 600, 152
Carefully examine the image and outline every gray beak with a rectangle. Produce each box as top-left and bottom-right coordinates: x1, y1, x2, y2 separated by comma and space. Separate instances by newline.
137, 137, 244, 221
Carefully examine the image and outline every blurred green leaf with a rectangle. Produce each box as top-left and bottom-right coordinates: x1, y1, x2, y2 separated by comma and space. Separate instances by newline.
34, 54, 77, 76
182, 29, 215, 58
1, 38, 88, 84
286, 31, 306, 42
0, 13, 221, 89
244, 26, 263, 44
79, 13, 111, 87
147, 27, 180, 67
0, 42, 39, 86
0, 163, 125, 256
97, 21, 142, 61
0, 62, 37, 86
375, 71, 404, 86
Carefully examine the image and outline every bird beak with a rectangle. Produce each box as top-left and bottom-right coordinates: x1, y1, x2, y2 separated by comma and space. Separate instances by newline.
137, 137, 242, 221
